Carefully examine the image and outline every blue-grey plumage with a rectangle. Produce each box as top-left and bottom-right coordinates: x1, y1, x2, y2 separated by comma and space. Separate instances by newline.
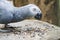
0, 0, 14, 24
0, 0, 42, 24
0, 9, 13, 24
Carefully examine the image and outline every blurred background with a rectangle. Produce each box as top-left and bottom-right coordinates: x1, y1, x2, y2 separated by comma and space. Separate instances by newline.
9, 0, 60, 26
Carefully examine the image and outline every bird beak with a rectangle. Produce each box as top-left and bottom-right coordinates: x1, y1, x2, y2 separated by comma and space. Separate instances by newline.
34, 13, 42, 20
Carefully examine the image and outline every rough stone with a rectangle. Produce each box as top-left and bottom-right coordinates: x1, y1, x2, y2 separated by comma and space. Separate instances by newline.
0, 20, 60, 40
0, 24, 5, 28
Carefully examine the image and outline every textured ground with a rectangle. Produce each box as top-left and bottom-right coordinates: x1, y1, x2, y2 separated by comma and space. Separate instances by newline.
0, 20, 60, 40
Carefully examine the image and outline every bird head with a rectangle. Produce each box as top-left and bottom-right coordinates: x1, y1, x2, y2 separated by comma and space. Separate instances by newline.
12, 4, 42, 21
27, 4, 42, 20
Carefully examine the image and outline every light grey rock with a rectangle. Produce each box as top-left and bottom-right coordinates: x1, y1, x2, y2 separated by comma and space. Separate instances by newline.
0, 24, 5, 28
0, 20, 60, 40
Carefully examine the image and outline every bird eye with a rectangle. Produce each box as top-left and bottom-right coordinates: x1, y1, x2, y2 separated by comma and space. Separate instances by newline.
33, 8, 36, 11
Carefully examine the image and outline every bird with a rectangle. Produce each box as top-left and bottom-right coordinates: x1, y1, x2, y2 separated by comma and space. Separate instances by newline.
0, 0, 42, 32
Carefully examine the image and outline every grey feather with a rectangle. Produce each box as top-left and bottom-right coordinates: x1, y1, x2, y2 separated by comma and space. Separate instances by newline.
0, 0, 42, 24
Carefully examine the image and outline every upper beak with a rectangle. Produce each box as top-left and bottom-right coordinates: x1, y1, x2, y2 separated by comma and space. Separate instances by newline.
34, 13, 42, 20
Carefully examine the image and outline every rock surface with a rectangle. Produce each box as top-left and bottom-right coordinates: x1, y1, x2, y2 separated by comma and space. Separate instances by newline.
0, 20, 60, 40
0, 24, 5, 28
